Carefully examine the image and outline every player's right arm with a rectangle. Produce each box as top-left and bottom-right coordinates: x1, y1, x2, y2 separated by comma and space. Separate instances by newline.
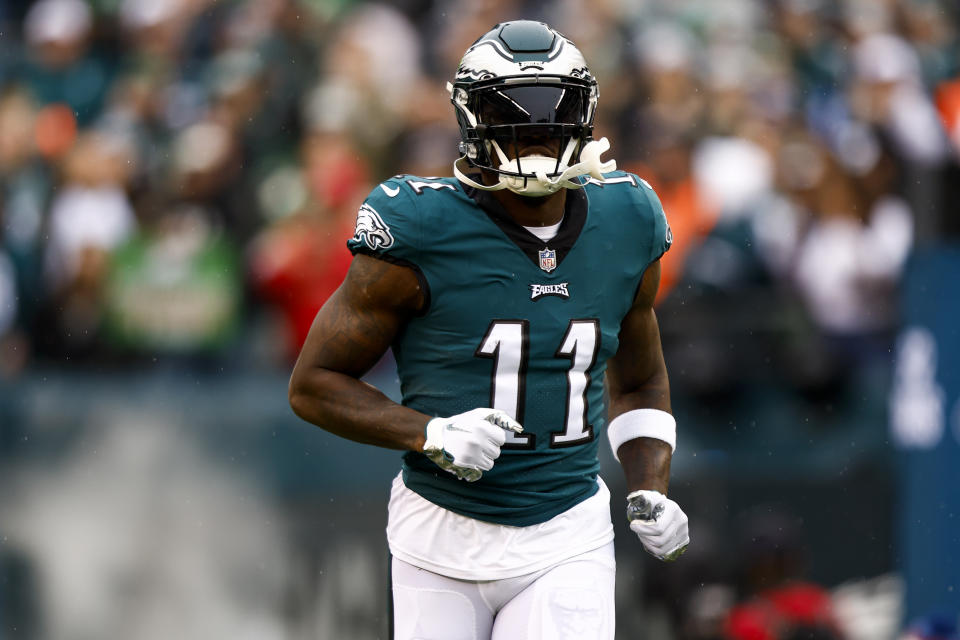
288, 184, 521, 479
288, 252, 431, 451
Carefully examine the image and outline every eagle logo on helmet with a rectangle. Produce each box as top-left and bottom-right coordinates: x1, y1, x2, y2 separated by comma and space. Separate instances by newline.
454, 23, 589, 83
353, 203, 395, 251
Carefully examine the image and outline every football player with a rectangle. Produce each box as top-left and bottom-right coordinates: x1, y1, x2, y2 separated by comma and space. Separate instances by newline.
289, 20, 689, 640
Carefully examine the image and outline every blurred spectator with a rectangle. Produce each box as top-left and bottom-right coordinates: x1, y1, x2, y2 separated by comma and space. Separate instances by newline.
935, 76, 960, 152
427, 0, 517, 80
692, 136, 774, 224
0, 88, 50, 332
628, 132, 719, 304
0, 244, 25, 377
832, 574, 905, 640
221, 0, 322, 150
724, 506, 846, 640
313, 3, 425, 168
118, 0, 199, 67
842, 0, 896, 42
0, 90, 31, 377
19, 0, 112, 126
102, 205, 242, 356
849, 33, 947, 167
202, 45, 301, 239
933, 73, 960, 239
641, 522, 737, 640
897, 0, 959, 87
0, 243, 15, 337
629, 21, 706, 152
40, 130, 137, 357
790, 144, 913, 370
169, 118, 252, 237
248, 128, 367, 361
775, 0, 845, 107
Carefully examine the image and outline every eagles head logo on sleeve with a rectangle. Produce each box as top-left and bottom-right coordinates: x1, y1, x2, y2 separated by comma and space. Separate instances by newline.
353, 203, 395, 251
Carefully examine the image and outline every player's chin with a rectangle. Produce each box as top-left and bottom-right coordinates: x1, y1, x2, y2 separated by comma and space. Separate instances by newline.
512, 138, 559, 156
518, 146, 559, 158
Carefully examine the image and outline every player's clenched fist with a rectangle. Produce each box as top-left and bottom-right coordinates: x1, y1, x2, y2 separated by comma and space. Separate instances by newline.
626, 489, 690, 561
422, 408, 523, 482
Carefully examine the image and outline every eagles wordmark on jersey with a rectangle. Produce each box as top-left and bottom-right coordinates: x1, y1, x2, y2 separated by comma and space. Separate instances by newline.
529, 283, 569, 300
348, 171, 671, 527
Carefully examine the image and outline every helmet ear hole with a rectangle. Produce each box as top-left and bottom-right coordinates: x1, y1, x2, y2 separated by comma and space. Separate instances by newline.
458, 141, 479, 160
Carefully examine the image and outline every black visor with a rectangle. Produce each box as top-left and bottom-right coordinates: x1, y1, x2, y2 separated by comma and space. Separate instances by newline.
477, 86, 585, 126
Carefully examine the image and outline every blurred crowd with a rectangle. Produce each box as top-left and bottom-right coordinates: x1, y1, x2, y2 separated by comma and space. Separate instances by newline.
0, 0, 958, 380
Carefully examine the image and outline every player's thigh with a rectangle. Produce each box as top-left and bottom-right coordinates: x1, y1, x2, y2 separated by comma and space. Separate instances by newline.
391, 557, 494, 640
491, 543, 616, 640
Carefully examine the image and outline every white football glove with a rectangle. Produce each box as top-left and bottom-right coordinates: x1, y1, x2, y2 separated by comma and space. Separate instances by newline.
626, 489, 689, 561
422, 408, 523, 482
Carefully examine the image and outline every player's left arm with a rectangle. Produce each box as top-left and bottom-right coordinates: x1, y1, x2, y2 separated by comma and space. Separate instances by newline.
606, 259, 689, 561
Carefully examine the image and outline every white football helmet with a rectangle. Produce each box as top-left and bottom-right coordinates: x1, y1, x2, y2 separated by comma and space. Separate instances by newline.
449, 20, 617, 197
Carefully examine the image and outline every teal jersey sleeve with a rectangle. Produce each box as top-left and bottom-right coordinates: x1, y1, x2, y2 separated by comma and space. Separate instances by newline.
346, 177, 422, 268
630, 174, 672, 267
583, 171, 672, 272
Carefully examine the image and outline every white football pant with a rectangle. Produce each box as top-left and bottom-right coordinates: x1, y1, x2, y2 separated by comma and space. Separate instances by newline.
390, 541, 615, 640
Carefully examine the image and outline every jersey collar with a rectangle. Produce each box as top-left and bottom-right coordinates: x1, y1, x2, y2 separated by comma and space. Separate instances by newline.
465, 183, 588, 272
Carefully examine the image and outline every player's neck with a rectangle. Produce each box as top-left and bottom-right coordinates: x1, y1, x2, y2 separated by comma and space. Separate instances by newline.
490, 188, 566, 228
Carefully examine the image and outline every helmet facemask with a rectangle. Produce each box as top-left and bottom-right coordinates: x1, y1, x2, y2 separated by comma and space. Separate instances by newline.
451, 75, 616, 197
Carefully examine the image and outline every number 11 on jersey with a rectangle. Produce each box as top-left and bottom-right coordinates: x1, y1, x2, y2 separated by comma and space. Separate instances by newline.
475, 319, 600, 449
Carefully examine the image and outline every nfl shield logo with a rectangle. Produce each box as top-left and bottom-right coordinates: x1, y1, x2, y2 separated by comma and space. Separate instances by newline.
538, 248, 557, 273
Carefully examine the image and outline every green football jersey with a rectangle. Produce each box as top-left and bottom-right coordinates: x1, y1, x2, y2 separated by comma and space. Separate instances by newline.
347, 172, 671, 527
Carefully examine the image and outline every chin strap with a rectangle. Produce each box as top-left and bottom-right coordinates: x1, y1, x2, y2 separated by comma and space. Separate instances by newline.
535, 137, 617, 190
453, 137, 618, 197
454, 156, 509, 192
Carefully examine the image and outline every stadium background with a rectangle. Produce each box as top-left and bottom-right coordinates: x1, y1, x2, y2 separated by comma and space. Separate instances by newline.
0, 0, 958, 638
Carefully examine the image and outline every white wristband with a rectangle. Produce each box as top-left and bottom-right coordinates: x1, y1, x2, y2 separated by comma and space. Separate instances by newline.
608, 409, 676, 461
